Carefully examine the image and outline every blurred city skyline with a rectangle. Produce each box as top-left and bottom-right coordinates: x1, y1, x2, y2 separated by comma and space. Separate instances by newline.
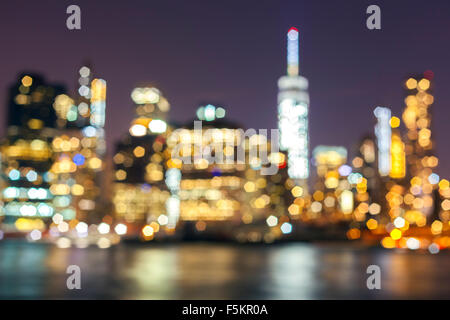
1, 0, 450, 178
1, 1, 450, 302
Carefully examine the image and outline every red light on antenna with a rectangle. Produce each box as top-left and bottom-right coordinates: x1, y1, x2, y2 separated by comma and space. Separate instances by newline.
424, 70, 434, 80
288, 27, 299, 33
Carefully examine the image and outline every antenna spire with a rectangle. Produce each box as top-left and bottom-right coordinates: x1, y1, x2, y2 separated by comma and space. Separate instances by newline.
287, 27, 299, 76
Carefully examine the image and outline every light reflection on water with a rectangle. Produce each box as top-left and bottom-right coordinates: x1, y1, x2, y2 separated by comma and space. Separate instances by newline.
0, 241, 449, 299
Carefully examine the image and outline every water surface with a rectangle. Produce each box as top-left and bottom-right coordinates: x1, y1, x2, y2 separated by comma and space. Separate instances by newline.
0, 241, 448, 299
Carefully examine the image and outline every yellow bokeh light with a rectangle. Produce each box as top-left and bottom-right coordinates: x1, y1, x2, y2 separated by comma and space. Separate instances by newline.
390, 116, 400, 128
313, 190, 324, 201
89, 157, 102, 169
439, 179, 449, 190
390, 228, 402, 240
71, 184, 85, 196
431, 220, 443, 235
115, 169, 127, 181
21, 75, 33, 87
366, 218, 378, 230
381, 236, 396, 249
133, 146, 145, 158
405, 78, 417, 90
142, 225, 154, 237
346, 228, 361, 240
291, 186, 303, 197
418, 78, 430, 91
244, 181, 256, 193
288, 204, 300, 215
324, 177, 339, 189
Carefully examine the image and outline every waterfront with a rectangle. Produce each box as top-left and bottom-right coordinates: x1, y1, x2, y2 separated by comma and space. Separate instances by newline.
0, 241, 449, 299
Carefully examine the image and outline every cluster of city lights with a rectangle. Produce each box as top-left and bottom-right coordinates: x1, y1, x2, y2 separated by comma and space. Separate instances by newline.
0, 32, 448, 252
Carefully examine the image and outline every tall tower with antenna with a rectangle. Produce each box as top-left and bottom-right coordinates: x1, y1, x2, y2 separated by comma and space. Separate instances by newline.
277, 27, 310, 188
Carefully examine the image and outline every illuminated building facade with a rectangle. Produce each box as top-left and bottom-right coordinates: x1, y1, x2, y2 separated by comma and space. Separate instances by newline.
351, 135, 377, 188
382, 121, 408, 231
113, 86, 176, 238
76, 68, 108, 223
169, 105, 244, 238
0, 73, 65, 232
401, 73, 438, 226
277, 27, 310, 185
358, 107, 407, 236
437, 178, 450, 228
374, 74, 444, 249
390, 121, 406, 180
235, 132, 291, 242
352, 109, 409, 240
49, 65, 108, 226
349, 133, 389, 236
305, 146, 354, 225
169, 105, 290, 241
374, 107, 392, 177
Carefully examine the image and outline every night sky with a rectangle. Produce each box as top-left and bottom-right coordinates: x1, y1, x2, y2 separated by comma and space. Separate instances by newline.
1, 0, 450, 177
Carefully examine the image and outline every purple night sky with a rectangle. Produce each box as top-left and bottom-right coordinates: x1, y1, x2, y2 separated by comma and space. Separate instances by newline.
1, 0, 450, 177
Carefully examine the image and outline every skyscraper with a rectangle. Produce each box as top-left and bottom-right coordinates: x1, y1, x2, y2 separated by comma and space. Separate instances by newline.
277, 27, 310, 187
311, 146, 352, 224
171, 105, 244, 239
170, 105, 290, 241
374, 107, 392, 178
113, 86, 176, 238
402, 73, 438, 222
0, 73, 65, 232
50, 65, 108, 226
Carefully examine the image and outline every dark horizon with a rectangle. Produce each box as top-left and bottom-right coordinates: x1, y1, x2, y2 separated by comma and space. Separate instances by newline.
1, 0, 450, 177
